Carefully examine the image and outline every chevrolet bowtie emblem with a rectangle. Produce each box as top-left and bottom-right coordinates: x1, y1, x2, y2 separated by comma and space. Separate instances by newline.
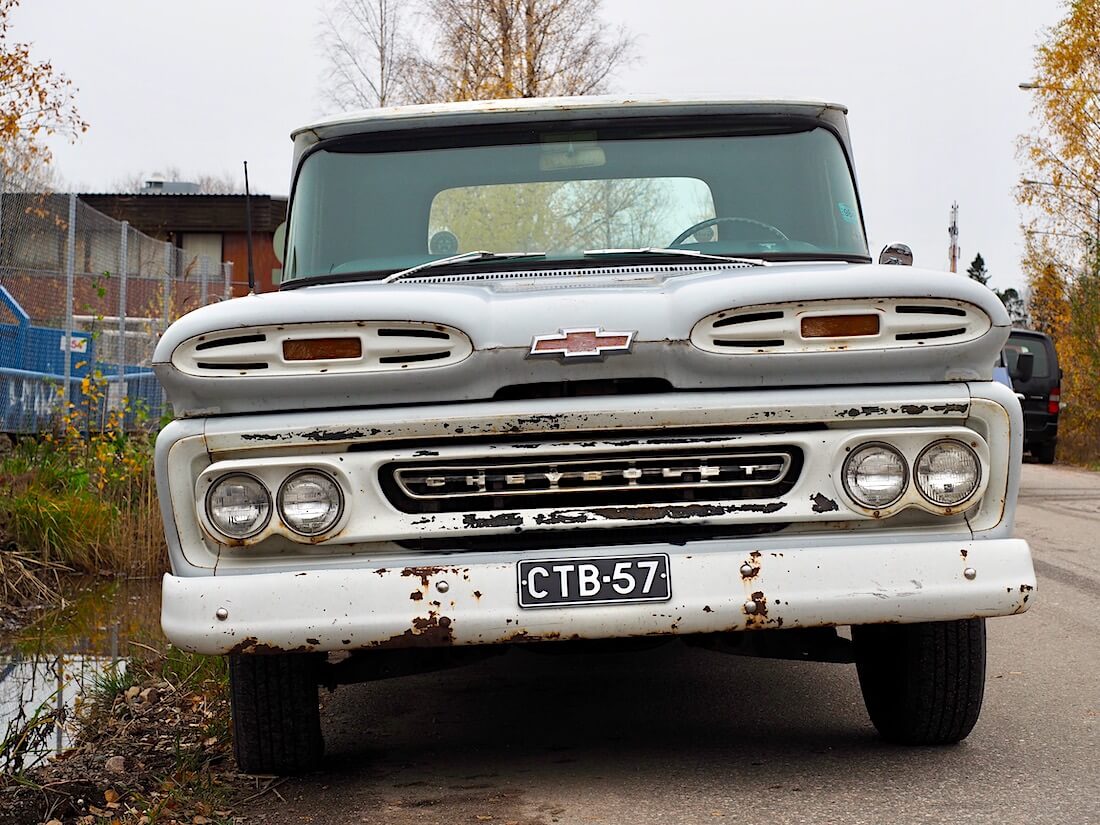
528, 328, 636, 360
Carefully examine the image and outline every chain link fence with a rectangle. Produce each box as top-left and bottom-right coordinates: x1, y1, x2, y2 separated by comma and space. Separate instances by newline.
0, 181, 233, 433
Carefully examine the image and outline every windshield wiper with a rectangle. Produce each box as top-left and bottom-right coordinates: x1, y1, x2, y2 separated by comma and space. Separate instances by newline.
583, 247, 767, 266
380, 250, 547, 284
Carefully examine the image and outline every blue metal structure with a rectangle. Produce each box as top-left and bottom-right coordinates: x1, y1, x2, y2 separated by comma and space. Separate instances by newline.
0, 285, 160, 432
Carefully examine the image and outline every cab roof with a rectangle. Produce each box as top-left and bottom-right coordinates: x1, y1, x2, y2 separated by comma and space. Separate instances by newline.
292, 95, 851, 145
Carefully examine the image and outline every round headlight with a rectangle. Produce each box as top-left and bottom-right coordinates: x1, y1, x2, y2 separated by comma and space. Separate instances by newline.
843, 443, 908, 508
206, 474, 271, 540
915, 440, 980, 506
278, 471, 343, 536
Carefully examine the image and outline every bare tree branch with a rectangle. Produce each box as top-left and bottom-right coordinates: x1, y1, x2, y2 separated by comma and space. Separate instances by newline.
318, 0, 417, 110
320, 0, 636, 106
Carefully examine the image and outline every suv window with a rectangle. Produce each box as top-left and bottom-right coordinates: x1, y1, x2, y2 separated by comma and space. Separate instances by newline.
1005, 333, 1051, 378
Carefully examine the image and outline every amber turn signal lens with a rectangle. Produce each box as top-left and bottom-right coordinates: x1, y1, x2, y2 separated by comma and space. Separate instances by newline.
282, 337, 363, 361
800, 314, 880, 339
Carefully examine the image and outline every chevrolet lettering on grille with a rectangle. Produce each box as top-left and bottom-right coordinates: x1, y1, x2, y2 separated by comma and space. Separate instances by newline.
385, 449, 798, 513
528, 328, 635, 359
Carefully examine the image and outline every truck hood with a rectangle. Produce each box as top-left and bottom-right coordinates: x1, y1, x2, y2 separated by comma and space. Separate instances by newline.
153, 262, 1010, 418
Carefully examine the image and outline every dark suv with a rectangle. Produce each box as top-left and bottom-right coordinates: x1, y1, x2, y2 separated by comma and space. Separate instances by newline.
1003, 329, 1062, 463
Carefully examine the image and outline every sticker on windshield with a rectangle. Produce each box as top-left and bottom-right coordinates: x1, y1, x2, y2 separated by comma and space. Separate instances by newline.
837, 202, 857, 224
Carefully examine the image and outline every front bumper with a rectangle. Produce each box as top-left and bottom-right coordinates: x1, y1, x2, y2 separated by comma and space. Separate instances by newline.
162, 537, 1035, 655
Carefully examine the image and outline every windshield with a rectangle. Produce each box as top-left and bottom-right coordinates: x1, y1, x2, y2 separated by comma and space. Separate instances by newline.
283, 123, 868, 284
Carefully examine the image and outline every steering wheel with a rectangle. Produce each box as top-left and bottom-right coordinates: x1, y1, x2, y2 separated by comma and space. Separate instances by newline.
670, 216, 790, 247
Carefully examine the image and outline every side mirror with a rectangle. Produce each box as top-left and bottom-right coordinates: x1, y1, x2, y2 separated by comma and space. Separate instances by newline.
272, 221, 286, 264
878, 243, 913, 266
1012, 351, 1035, 383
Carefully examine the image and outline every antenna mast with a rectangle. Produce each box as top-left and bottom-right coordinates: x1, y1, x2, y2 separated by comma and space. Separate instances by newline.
948, 202, 960, 273
243, 161, 257, 294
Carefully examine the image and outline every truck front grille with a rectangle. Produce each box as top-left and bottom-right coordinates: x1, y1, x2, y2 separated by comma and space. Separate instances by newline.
382, 448, 801, 513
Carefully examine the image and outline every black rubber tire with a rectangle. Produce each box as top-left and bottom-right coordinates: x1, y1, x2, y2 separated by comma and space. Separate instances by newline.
228, 653, 324, 774
1033, 440, 1057, 464
852, 619, 986, 745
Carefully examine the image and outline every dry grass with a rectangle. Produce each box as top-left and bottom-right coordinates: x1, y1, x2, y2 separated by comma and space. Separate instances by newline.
0, 548, 71, 609
0, 375, 168, 610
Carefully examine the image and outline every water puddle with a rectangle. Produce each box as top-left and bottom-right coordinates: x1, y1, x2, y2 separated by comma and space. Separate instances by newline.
0, 578, 164, 770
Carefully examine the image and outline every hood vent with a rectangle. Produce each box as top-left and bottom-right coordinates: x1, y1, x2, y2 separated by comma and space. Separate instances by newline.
193, 333, 267, 351
172, 321, 473, 377
691, 298, 991, 355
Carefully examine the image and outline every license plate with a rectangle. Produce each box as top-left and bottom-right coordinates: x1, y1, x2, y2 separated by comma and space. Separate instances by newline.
517, 554, 671, 608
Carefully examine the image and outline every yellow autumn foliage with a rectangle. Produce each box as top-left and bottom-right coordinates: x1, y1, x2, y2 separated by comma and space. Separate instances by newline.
1019, 0, 1100, 461
0, 0, 87, 177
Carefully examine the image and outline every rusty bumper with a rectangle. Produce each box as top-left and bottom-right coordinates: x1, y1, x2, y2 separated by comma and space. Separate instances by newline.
161, 537, 1035, 655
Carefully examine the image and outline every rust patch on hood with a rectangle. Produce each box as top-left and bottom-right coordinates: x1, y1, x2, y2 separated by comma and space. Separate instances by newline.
838, 406, 887, 418
297, 428, 374, 442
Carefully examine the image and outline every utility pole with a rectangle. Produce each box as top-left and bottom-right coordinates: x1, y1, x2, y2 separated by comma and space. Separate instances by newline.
948, 202, 960, 273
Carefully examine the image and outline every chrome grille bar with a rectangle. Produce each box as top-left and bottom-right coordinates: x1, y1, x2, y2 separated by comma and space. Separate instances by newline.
393, 452, 793, 501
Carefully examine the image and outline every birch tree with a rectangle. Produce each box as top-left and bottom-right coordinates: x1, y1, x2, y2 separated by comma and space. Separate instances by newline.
319, 0, 416, 109
412, 0, 633, 102
319, 0, 634, 108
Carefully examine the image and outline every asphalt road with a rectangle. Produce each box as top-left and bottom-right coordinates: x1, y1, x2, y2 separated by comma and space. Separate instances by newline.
253, 463, 1100, 825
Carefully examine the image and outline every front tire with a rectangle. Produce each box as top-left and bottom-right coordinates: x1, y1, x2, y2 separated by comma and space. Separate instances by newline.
852, 619, 986, 745
228, 652, 324, 774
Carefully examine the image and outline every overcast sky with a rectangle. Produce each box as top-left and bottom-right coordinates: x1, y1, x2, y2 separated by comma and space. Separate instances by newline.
12, 0, 1063, 290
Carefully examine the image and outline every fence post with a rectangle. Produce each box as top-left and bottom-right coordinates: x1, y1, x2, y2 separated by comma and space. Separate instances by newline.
199, 255, 208, 305
224, 261, 233, 299
117, 221, 128, 384
162, 243, 172, 332
63, 193, 76, 408
0, 165, 5, 263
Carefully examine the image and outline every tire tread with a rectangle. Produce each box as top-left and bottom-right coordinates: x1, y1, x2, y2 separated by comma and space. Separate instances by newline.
229, 653, 323, 774
852, 619, 985, 745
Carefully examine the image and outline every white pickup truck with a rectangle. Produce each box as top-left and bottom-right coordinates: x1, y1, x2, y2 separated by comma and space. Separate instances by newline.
154, 97, 1036, 774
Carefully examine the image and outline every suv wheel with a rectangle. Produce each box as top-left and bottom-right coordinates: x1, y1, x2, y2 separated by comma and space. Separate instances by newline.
229, 652, 324, 774
1033, 440, 1057, 464
851, 619, 986, 745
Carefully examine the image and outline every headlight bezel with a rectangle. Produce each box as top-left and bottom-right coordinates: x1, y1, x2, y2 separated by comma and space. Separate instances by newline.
836, 431, 990, 517
841, 441, 909, 509
914, 439, 982, 507
277, 469, 345, 537
204, 472, 272, 540
196, 460, 351, 546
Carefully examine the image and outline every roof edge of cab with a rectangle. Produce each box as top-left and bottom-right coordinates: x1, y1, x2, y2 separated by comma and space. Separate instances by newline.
292, 95, 849, 143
